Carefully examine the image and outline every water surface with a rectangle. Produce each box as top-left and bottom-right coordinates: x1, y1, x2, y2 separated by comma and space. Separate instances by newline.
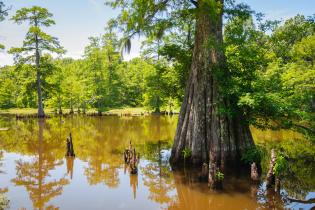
0, 116, 314, 210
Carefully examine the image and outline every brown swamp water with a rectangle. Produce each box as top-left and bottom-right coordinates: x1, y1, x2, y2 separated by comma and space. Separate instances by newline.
0, 115, 314, 210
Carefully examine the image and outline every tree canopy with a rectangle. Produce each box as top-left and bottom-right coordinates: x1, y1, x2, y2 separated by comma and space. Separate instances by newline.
8, 6, 64, 117
0, 4, 313, 136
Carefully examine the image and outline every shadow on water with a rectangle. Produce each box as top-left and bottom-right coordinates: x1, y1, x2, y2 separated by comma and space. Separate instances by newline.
0, 115, 314, 210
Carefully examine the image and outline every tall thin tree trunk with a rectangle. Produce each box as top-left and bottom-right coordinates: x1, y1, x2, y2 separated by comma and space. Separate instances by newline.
170, 0, 254, 167
58, 76, 62, 115
58, 91, 62, 115
35, 33, 45, 118
70, 96, 74, 114
97, 100, 102, 116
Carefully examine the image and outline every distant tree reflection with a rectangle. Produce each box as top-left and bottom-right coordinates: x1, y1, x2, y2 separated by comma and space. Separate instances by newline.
0, 151, 4, 174
11, 120, 69, 210
83, 135, 120, 188
141, 141, 175, 205
0, 151, 9, 210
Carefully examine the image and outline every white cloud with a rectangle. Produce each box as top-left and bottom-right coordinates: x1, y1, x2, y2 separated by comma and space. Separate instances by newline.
88, 0, 98, 7
87, 0, 104, 14
264, 9, 293, 21
65, 50, 83, 60
0, 52, 13, 67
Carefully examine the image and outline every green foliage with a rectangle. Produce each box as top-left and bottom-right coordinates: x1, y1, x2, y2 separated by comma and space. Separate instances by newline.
0, 1, 9, 49
143, 60, 167, 113
241, 146, 262, 164
273, 155, 288, 176
215, 171, 224, 181
181, 147, 192, 159
0, 1, 8, 21
0, 193, 9, 210
110, 0, 195, 108
270, 15, 315, 62
9, 6, 64, 63
6, 6, 64, 116
0, 1, 314, 138
223, 14, 315, 131
116, 58, 153, 107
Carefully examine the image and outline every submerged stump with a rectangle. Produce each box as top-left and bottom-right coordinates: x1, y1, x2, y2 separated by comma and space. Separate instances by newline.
124, 141, 139, 174
266, 149, 276, 189
251, 162, 260, 181
66, 133, 75, 157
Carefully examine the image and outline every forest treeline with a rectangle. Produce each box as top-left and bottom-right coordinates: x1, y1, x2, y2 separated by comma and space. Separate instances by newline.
0, 4, 314, 132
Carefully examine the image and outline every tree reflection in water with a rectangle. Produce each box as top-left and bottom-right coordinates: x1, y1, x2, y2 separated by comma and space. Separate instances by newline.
11, 119, 69, 210
66, 156, 74, 179
130, 173, 138, 199
78, 116, 177, 190
81, 122, 120, 188
0, 151, 4, 174
140, 140, 176, 205
0, 151, 9, 209
123, 162, 138, 199
138, 139, 313, 210
0, 116, 313, 210
84, 159, 120, 188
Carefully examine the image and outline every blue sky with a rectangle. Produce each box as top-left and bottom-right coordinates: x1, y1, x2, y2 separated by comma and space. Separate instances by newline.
0, 0, 314, 66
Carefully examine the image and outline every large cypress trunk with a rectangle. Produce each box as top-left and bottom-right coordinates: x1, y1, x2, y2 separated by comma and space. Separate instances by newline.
170, 0, 254, 167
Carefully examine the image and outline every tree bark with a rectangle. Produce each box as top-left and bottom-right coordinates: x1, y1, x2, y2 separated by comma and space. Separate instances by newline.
251, 162, 260, 181
58, 90, 62, 115
266, 149, 276, 189
35, 32, 45, 118
170, 0, 254, 167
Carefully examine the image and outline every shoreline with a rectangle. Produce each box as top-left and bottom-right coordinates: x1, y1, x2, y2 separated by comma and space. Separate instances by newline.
0, 108, 179, 118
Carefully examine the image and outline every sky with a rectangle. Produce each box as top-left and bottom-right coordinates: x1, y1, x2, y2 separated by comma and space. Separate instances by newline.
0, 0, 314, 66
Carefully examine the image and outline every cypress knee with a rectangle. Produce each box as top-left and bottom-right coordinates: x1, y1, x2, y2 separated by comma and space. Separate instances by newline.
251, 162, 260, 181
266, 149, 276, 188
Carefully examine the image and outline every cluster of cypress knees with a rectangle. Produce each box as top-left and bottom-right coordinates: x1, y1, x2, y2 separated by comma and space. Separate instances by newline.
199, 149, 280, 191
